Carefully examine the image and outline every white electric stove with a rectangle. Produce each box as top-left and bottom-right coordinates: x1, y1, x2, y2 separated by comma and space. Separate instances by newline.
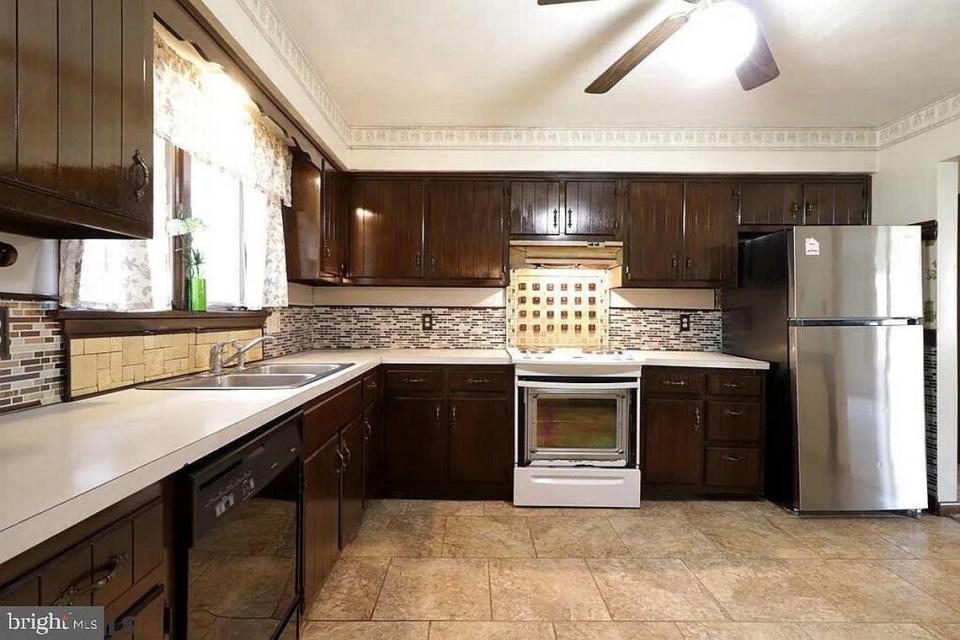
508, 347, 642, 508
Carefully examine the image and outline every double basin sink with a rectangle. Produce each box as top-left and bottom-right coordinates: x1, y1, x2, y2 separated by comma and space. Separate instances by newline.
141, 363, 354, 390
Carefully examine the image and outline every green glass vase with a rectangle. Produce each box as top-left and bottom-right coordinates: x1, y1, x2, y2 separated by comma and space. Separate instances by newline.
189, 277, 207, 312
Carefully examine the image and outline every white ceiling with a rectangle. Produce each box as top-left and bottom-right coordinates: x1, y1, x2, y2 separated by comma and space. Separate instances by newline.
273, 0, 960, 130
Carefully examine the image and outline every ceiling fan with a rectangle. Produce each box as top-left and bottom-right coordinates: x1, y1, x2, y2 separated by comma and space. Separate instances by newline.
538, 0, 780, 93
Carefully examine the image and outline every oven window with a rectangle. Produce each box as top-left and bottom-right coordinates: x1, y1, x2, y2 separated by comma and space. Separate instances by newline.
535, 397, 619, 450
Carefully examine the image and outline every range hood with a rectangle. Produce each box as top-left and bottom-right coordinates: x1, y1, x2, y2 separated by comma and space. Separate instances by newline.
508, 240, 623, 286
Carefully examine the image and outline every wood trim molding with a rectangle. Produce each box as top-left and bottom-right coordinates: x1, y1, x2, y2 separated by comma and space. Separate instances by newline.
57, 309, 269, 337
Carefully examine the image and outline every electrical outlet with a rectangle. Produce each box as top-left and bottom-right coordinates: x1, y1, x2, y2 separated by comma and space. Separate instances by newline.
679, 314, 691, 333
421, 313, 434, 331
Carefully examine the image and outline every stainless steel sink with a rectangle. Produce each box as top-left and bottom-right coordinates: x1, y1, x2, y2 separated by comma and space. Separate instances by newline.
245, 363, 350, 376
140, 362, 353, 390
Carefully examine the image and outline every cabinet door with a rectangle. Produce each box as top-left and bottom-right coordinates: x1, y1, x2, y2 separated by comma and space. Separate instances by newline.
283, 151, 322, 281
339, 416, 364, 548
509, 180, 561, 236
349, 179, 424, 280
362, 401, 382, 502
565, 180, 618, 237
643, 398, 704, 486
623, 181, 684, 284
425, 180, 506, 282
683, 181, 737, 285
803, 182, 868, 225
323, 160, 346, 277
385, 395, 447, 488
303, 434, 340, 607
739, 182, 802, 225
0, 0, 152, 236
448, 396, 512, 485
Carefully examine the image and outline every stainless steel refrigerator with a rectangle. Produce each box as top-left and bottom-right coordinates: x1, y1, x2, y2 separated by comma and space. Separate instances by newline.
724, 226, 926, 513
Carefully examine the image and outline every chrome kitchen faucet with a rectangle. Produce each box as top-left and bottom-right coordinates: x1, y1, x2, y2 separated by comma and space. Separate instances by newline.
208, 335, 276, 375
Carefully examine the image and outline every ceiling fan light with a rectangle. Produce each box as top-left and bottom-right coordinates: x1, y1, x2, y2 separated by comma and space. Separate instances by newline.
671, 0, 757, 83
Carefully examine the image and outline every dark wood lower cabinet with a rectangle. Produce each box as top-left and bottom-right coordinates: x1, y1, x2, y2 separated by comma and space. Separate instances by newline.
384, 365, 514, 499
362, 401, 383, 501
642, 366, 766, 498
339, 416, 365, 548
303, 433, 340, 607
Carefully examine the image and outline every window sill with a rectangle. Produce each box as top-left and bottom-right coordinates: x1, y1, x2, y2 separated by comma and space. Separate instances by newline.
57, 309, 270, 337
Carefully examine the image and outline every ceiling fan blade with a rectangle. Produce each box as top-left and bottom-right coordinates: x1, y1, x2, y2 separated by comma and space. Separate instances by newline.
736, 29, 780, 90
585, 13, 689, 94
538, 0, 598, 4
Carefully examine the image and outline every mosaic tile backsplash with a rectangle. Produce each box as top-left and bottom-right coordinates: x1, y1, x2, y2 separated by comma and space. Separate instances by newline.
265, 305, 315, 358
609, 308, 722, 352
311, 306, 507, 349
0, 296, 64, 413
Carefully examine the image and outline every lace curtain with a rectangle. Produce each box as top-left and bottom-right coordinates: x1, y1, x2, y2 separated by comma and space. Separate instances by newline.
60, 24, 291, 310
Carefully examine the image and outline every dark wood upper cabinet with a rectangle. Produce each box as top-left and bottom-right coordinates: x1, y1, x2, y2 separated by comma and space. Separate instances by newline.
509, 180, 561, 237
0, 0, 153, 238
623, 181, 684, 284
803, 181, 868, 225
682, 181, 737, 285
323, 161, 347, 278
425, 180, 507, 284
283, 152, 323, 282
739, 182, 802, 226
348, 178, 425, 282
564, 180, 619, 236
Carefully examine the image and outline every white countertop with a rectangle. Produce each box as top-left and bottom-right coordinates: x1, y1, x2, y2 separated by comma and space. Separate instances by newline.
0, 347, 765, 565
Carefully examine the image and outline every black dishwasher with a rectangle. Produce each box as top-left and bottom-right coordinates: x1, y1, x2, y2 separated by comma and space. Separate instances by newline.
173, 413, 302, 640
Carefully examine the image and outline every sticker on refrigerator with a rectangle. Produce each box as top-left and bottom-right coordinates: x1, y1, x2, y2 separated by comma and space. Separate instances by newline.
804, 237, 821, 256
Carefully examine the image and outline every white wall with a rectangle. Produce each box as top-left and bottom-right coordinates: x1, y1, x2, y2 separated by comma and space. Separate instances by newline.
873, 119, 960, 504
0, 232, 58, 297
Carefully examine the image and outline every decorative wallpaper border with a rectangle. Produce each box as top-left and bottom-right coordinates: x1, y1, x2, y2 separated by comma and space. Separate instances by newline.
238, 1, 960, 154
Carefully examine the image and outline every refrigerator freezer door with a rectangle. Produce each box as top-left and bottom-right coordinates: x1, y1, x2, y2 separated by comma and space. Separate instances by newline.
789, 226, 922, 320
791, 323, 927, 512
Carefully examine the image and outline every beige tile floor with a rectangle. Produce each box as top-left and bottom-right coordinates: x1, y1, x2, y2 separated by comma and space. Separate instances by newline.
301, 499, 960, 640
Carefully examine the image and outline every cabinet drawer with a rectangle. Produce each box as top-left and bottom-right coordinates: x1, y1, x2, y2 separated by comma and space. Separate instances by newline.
705, 447, 760, 489
707, 372, 762, 397
448, 369, 511, 393
304, 380, 362, 456
645, 369, 705, 395
386, 369, 444, 392
362, 370, 380, 406
132, 502, 164, 584
706, 401, 761, 442
91, 521, 134, 606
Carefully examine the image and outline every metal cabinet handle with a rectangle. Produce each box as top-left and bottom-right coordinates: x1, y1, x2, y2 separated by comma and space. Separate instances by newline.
693, 407, 702, 432
435, 404, 442, 429
342, 440, 352, 467
686, 258, 693, 269
415, 253, 422, 267
363, 419, 373, 440
54, 553, 127, 605
790, 201, 800, 220
567, 208, 573, 230
336, 449, 346, 474
722, 382, 742, 389
365, 379, 378, 390
613, 217, 620, 232
466, 377, 491, 384
430, 255, 436, 271
131, 150, 150, 202
402, 376, 426, 384
722, 409, 745, 417
450, 404, 458, 425
805, 202, 815, 221
663, 379, 687, 387
671, 255, 679, 270
722, 455, 743, 463
553, 209, 559, 229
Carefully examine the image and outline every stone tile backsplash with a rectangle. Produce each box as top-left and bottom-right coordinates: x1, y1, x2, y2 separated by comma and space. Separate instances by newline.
0, 296, 64, 413
69, 328, 263, 398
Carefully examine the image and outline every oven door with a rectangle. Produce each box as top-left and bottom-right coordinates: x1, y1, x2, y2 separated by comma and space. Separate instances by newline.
519, 379, 637, 466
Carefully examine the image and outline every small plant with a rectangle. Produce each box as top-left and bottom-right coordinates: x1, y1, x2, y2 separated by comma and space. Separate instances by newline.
184, 247, 205, 279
